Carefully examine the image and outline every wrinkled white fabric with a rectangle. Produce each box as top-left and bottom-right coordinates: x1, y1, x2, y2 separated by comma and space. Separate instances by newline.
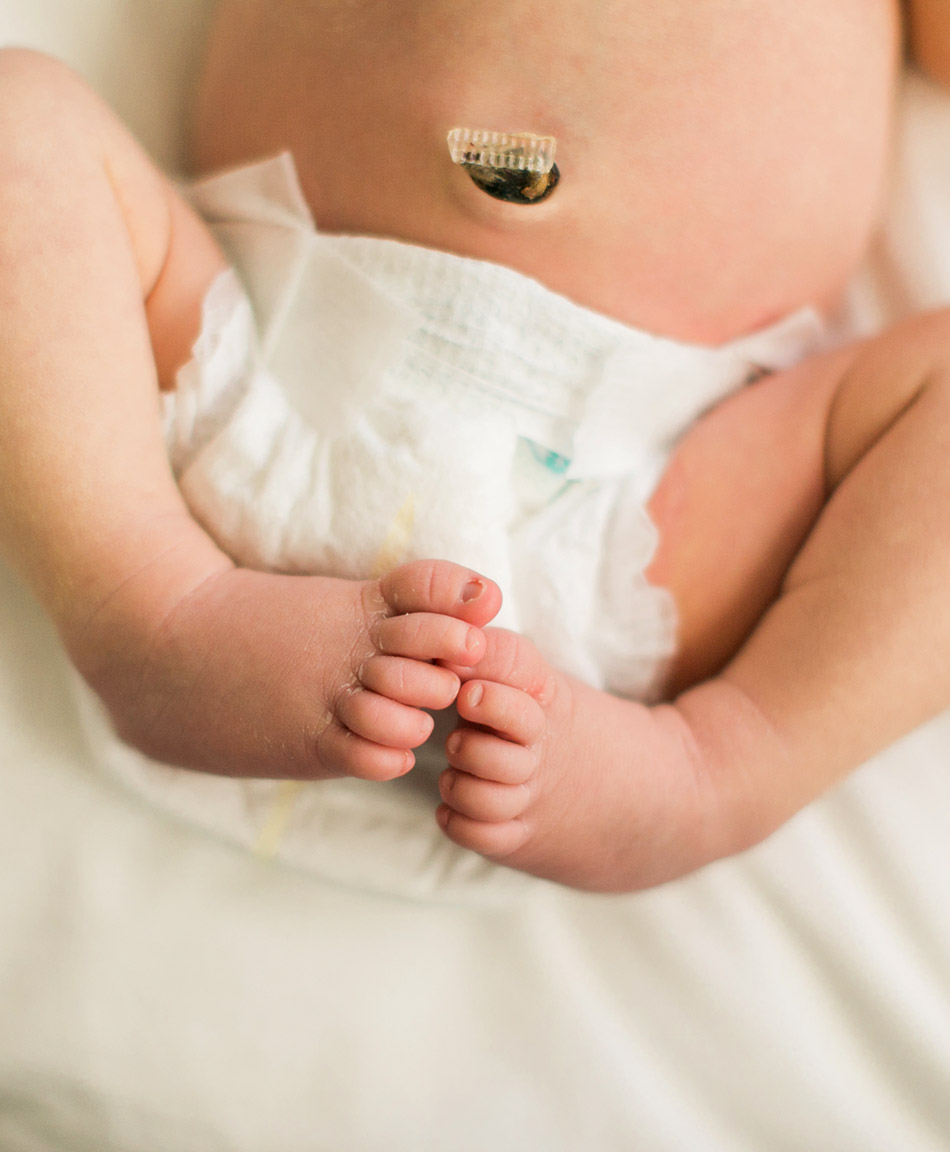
76, 154, 823, 896
2, 29, 950, 1148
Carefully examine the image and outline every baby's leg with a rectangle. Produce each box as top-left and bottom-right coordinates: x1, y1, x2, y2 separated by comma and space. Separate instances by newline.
88, 557, 501, 780
0, 48, 227, 631
438, 314, 950, 889
0, 50, 501, 781
436, 351, 848, 888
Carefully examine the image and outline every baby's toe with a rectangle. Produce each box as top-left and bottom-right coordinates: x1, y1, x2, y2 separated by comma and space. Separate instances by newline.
445, 726, 537, 785
456, 679, 545, 745
360, 655, 460, 710
314, 722, 414, 782
378, 560, 502, 628
375, 612, 485, 667
336, 688, 434, 749
436, 806, 529, 860
439, 769, 531, 823
450, 628, 553, 700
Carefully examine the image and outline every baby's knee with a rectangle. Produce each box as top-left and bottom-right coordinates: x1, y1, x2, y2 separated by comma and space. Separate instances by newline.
0, 49, 123, 197
0, 45, 61, 88
0, 48, 89, 138
827, 309, 950, 487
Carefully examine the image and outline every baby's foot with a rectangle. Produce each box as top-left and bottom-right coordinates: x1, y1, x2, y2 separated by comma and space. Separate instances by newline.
78, 550, 501, 783
313, 560, 503, 780
437, 630, 716, 891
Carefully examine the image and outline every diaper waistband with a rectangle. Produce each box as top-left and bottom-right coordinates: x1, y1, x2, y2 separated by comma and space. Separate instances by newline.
190, 153, 826, 480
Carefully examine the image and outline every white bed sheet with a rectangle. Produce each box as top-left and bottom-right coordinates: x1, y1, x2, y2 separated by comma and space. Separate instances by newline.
2, 4, 950, 1149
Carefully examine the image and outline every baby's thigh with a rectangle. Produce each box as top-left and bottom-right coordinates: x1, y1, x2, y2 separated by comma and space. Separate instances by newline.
647, 344, 856, 691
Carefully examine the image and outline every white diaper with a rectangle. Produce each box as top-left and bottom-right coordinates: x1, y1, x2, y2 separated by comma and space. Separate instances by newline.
78, 155, 823, 900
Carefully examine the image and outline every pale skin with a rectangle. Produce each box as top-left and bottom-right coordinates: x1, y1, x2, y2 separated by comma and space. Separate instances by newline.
0, 49, 502, 784
2, 0, 950, 890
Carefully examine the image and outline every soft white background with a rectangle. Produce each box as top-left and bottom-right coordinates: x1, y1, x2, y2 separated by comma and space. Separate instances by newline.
2, 3, 950, 1150
1, 0, 214, 170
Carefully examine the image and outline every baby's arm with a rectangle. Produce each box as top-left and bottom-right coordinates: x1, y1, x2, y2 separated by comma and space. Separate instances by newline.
0, 49, 500, 781
437, 314, 950, 890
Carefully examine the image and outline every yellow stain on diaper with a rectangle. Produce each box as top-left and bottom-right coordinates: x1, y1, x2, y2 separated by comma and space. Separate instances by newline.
253, 494, 417, 859
371, 494, 416, 577
253, 780, 307, 859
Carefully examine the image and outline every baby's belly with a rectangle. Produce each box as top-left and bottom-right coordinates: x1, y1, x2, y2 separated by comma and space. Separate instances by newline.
560, 0, 903, 341
430, 0, 902, 343
195, 0, 901, 343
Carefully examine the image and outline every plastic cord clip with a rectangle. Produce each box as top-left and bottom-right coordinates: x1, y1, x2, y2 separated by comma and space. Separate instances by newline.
447, 128, 560, 204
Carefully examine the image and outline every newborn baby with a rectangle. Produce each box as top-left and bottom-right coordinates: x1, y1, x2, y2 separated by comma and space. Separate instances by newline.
1, 0, 949, 892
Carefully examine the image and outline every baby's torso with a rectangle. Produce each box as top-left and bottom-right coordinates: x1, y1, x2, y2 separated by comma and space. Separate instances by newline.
171, 155, 823, 700
87, 154, 821, 896
195, 0, 901, 344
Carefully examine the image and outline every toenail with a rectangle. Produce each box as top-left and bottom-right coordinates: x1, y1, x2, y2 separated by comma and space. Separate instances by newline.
465, 627, 481, 653
446, 732, 462, 756
461, 578, 485, 603
467, 683, 484, 707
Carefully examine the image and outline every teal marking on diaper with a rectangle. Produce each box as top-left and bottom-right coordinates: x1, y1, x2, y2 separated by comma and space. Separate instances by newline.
527, 440, 571, 475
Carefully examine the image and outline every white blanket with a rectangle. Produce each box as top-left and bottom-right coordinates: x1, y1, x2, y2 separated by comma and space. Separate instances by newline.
2, 4, 950, 1149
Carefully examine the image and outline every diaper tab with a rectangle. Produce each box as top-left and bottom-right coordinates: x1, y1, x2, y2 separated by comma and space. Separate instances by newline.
728, 307, 828, 372
568, 345, 744, 481
567, 308, 827, 483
